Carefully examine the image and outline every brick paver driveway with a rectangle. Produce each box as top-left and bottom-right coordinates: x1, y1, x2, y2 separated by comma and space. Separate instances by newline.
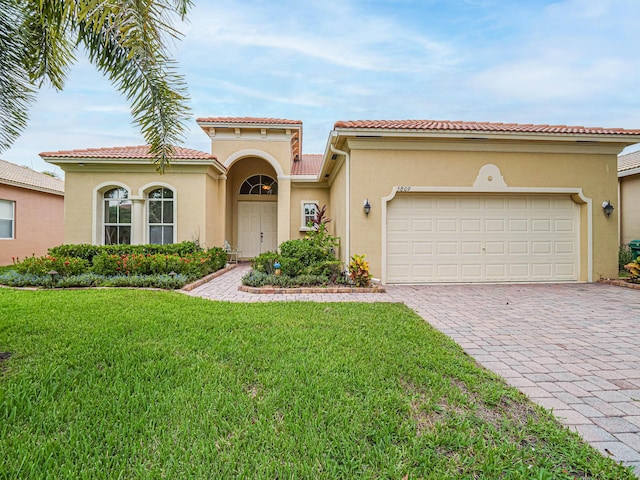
187, 266, 640, 472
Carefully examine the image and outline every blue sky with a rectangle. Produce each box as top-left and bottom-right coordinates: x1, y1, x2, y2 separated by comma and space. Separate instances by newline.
4, 0, 640, 174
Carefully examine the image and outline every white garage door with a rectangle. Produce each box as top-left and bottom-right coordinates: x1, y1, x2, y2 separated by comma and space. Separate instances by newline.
387, 195, 579, 283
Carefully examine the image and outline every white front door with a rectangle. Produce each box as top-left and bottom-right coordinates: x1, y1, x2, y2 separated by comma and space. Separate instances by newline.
238, 202, 278, 258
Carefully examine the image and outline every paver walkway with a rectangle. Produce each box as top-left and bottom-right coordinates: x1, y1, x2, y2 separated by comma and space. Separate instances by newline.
186, 264, 640, 473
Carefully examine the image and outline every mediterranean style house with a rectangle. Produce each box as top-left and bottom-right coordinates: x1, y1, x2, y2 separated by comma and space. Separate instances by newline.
41, 117, 640, 284
0, 158, 64, 265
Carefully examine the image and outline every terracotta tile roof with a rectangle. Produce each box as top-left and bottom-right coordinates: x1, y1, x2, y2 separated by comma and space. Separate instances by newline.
333, 119, 640, 136
619, 150, 640, 173
0, 158, 64, 194
292, 154, 323, 176
39, 145, 216, 160
196, 117, 302, 125
39, 145, 225, 171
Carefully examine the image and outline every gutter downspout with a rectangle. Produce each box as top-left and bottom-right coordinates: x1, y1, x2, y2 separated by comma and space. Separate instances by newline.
330, 143, 350, 266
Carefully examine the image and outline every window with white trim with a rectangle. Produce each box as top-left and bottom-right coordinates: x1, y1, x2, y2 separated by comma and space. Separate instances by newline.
148, 188, 174, 244
300, 201, 318, 230
104, 188, 131, 244
0, 200, 15, 239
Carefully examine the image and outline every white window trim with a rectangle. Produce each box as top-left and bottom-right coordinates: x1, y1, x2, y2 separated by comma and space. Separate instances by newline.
145, 186, 177, 245
103, 187, 133, 245
300, 200, 318, 232
0, 199, 15, 240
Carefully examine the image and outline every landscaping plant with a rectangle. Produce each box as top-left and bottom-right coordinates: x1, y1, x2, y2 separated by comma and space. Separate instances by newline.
349, 253, 372, 287
624, 256, 640, 283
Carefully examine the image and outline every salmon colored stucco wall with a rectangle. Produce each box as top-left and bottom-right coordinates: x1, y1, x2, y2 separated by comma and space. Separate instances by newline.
0, 184, 64, 265
60, 165, 224, 248
620, 173, 640, 245
343, 139, 620, 282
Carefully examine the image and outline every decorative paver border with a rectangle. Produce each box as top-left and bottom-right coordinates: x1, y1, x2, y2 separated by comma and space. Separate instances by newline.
238, 285, 385, 294
598, 279, 640, 290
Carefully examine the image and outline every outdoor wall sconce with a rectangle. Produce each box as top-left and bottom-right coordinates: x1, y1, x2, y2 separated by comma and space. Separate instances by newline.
363, 199, 371, 215
602, 201, 614, 217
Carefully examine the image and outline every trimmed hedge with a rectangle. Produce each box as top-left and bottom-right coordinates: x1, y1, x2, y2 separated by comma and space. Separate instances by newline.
4, 242, 228, 288
48, 241, 202, 263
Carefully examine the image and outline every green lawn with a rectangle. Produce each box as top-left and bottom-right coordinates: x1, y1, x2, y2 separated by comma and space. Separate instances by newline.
0, 289, 634, 479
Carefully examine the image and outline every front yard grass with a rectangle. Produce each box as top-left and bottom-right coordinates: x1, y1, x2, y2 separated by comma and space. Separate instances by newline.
0, 289, 634, 479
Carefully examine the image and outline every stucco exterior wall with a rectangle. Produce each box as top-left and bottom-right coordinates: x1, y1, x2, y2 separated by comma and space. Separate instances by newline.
620, 173, 640, 245
0, 184, 64, 265
210, 136, 295, 177
345, 140, 619, 281
289, 184, 330, 240
61, 166, 218, 246
328, 161, 347, 265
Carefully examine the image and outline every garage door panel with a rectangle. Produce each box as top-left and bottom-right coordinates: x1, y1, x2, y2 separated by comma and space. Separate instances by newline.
555, 219, 575, 232
532, 241, 552, 254
387, 195, 579, 283
437, 242, 458, 255
485, 219, 506, 232
508, 219, 528, 233
461, 219, 481, 232
461, 241, 482, 255
461, 264, 482, 279
437, 219, 457, 232
531, 219, 552, 232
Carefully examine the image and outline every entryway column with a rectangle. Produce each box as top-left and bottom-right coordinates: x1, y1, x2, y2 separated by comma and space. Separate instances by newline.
131, 199, 145, 245
214, 174, 227, 247
277, 177, 291, 248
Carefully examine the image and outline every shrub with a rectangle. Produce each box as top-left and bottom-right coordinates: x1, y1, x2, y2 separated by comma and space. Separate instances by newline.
91, 249, 226, 280
349, 254, 372, 287
624, 257, 640, 283
0, 272, 187, 289
619, 244, 634, 271
251, 251, 280, 275
279, 239, 335, 277
13, 255, 90, 276
48, 241, 203, 264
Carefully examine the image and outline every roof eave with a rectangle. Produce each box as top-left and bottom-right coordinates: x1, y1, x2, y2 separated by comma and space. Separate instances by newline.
332, 127, 640, 145
619, 167, 640, 178
0, 178, 64, 196
42, 156, 227, 174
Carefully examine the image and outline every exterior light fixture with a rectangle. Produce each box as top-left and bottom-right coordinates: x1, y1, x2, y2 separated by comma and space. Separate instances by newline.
363, 199, 371, 215
47, 270, 58, 288
602, 201, 614, 217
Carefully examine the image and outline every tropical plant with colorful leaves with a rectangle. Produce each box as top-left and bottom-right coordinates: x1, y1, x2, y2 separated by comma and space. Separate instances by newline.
348, 254, 372, 287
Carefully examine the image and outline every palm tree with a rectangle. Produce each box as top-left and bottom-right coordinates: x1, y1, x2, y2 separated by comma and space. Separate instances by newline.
0, 0, 192, 171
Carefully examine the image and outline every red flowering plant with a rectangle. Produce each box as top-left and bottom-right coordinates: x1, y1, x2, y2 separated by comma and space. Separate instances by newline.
14, 255, 89, 276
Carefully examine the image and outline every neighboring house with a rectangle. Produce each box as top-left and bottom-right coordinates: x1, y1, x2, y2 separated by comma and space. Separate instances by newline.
41, 118, 640, 284
0, 159, 64, 265
618, 149, 640, 245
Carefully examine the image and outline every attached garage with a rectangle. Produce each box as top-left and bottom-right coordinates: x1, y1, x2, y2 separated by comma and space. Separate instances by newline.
386, 194, 580, 283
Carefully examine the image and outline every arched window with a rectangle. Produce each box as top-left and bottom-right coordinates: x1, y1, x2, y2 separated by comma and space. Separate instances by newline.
104, 188, 131, 244
239, 175, 278, 195
148, 188, 174, 244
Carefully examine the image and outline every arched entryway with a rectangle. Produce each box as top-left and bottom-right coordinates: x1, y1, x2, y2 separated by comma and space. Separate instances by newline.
225, 157, 278, 258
